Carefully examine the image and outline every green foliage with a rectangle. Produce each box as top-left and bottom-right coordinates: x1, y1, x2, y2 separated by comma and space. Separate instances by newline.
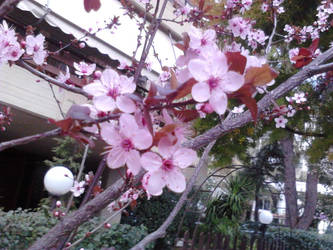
241, 222, 333, 250
121, 189, 197, 249
0, 208, 57, 249
44, 137, 86, 174
0, 208, 149, 250
202, 175, 254, 235
267, 226, 333, 250
77, 224, 151, 250
193, 113, 257, 166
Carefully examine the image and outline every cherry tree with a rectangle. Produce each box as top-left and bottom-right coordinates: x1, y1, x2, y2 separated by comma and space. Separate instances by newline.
1, 0, 333, 249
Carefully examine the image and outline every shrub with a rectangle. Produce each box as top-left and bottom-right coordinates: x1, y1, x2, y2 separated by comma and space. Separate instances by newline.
241, 222, 333, 250
0, 208, 150, 249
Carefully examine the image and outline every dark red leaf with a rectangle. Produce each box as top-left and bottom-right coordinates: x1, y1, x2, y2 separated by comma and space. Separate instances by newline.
225, 52, 247, 75
245, 64, 279, 86
308, 38, 319, 54
84, 0, 101, 12
48, 118, 73, 133
240, 96, 258, 123
173, 109, 199, 122
166, 78, 197, 101
292, 39, 320, 68
199, 0, 205, 10
229, 83, 258, 122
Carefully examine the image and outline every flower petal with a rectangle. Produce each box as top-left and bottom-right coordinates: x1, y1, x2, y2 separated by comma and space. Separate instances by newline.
100, 123, 122, 146
119, 113, 139, 138
116, 95, 136, 113
141, 152, 162, 172
173, 148, 198, 169
106, 147, 126, 169
209, 91, 228, 115
83, 82, 107, 96
101, 69, 119, 88
188, 59, 210, 82
144, 170, 166, 196
158, 137, 177, 159
126, 150, 142, 175
222, 71, 244, 92
191, 82, 210, 102
94, 95, 116, 112
132, 129, 153, 150
165, 169, 186, 193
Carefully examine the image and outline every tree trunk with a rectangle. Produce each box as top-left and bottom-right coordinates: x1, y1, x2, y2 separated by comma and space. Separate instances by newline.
296, 170, 319, 229
280, 135, 298, 228
254, 184, 260, 222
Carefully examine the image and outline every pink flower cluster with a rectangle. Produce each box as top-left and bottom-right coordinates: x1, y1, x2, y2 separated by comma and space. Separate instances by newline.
108, 188, 141, 211
272, 92, 308, 128
0, 21, 24, 64
227, 17, 267, 49
226, 0, 253, 13
284, 0, 333, 43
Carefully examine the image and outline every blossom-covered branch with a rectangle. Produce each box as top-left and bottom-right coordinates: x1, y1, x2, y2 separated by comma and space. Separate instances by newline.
183, 46, 333, 150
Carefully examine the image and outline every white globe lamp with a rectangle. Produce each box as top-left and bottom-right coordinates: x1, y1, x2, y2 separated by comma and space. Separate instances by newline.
259, 209, 273, 225
44, 166, 74, 196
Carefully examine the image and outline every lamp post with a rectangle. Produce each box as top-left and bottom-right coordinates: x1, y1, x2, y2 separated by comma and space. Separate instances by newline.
44, 166, 74, 209
258, 209, 273, 250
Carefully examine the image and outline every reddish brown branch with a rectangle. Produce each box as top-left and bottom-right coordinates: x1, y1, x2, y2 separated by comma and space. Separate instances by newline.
18, 60, 91, 99
0, 128, 61, 152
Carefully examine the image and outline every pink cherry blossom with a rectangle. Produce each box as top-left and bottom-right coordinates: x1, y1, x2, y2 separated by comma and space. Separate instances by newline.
287, 105, 296, 117
57, 66, 70, 84
140, 138, 197, 195
292, 92, 307, 104
274, 115, 288, 128
73, 61, 96, 76
101, 113, 153, 175
174, 3, 192, 17
25, 34, 47, 65
188, 26, 216, 51
232, 105, 245, 114
188, 51, 244, 114
0, 21, 24, 64
159, 71, 171, 82
228, 17, 252, 40
71, 181, 85, 197
83, 68, 136, 113
196, 103, 214, 118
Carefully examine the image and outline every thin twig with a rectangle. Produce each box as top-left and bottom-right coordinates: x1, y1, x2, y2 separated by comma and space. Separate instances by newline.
133, 0, 168, 84
0, 128, 61, 152
18, 60, 90, 98
65, 201, 131, 249
266, 13, 277, 56
48, 83, 65, 118
65, 141, 91, 214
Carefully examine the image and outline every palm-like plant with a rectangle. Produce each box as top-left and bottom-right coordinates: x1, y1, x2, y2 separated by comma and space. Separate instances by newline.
203, 175, 255, 234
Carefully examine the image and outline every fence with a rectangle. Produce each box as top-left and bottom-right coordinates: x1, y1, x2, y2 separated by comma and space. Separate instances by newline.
175, 230, 293, 250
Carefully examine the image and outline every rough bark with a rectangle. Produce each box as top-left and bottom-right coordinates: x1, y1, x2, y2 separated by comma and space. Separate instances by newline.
280, 135, 298, 228
296, 170, 319, 230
